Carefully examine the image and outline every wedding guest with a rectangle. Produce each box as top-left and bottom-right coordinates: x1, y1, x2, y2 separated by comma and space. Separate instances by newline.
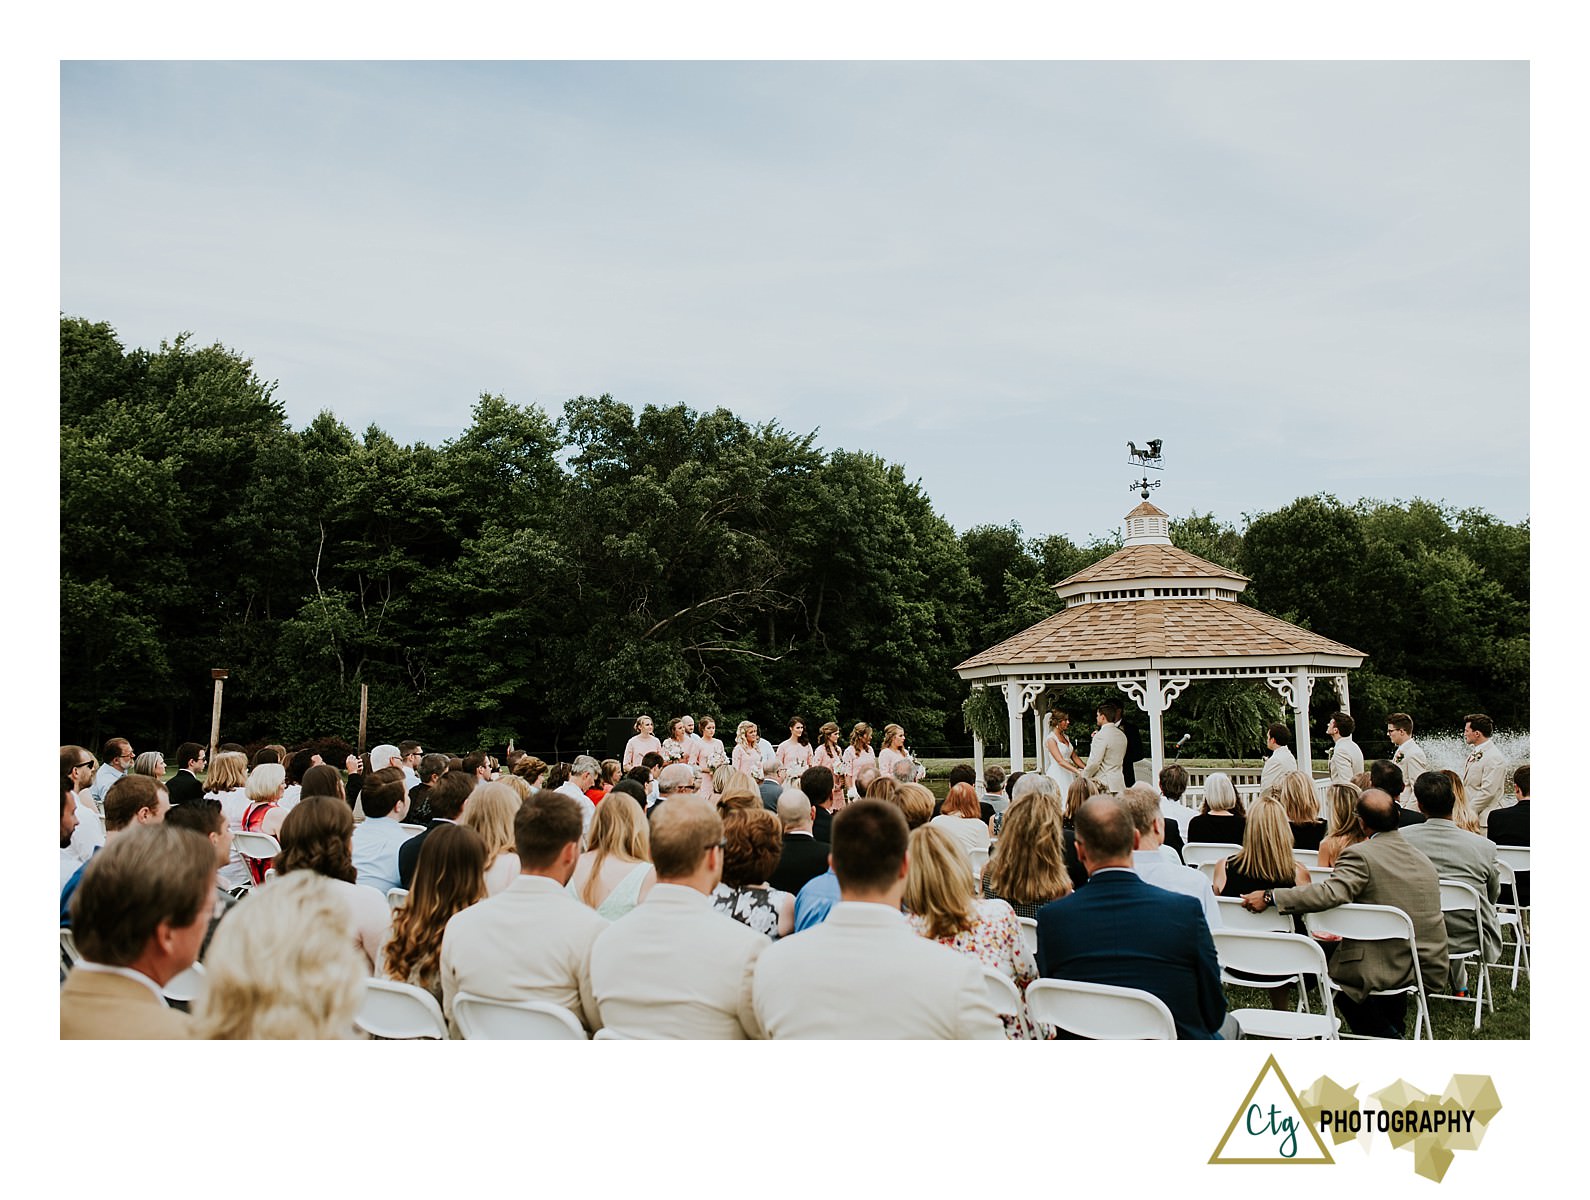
1187, 772, 1245, 845
275, 796, 392, 973
382, 823, 489, 1006
568, 791, 655, 919
460, 781, 522, 896
132, 750, 167, 781
237, 763, 289, 884
929, 782, 994, 858
203, 750, 252, 890
1318, 781, 1366, 867
348, 768, 413, 896
982, 778, 1073, 919
712, 806, 794, 938
1442, 769, 1484, 834
1276, 770, 1327, 851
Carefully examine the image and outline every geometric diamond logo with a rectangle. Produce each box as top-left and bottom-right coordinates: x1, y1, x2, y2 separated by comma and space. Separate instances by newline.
1210, 1055, 1335, 1164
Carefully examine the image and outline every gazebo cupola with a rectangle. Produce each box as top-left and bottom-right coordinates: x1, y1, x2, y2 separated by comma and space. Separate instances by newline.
955, 488, 1365, 787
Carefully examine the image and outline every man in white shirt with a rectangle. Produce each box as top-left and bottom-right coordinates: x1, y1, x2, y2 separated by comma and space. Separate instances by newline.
1259, 723, 1299, 791
1385, 713, 1431, 804
440, 790, 607, 1037
590, 797, 767, 1038
350, 769, 417, 895
62, 745, 105, 863
91, 737, 134, 807
557, 755, 599, 834
1326, 711, 1364, 784
60, 786, 81, 889
752, 799, 1004, 1039
1461, 713, 1509, 831
1156, 764, 1198, 843
1122, 785, 1221, 931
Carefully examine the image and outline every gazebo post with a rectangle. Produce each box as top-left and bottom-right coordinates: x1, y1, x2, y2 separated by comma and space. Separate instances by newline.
1004, 680, 1025, 774
1145, 669, 1165, 786
1032, 706, 1045, 773
1293, 667, 1312, 777
972, 730, 985, 788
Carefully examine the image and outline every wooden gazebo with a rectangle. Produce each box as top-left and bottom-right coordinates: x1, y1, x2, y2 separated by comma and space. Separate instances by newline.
954, 499, 1366, 785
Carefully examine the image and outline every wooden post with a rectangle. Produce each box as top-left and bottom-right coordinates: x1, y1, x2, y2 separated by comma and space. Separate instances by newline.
357, 683, 370, 769
208, 669, 229, 763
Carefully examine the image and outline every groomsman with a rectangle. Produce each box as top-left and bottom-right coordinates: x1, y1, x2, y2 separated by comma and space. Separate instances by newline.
1260, 724, 1298, 791
1385, 713, 1431, 806
1327, 711, 1364, 784
1461, 713, 1509, 832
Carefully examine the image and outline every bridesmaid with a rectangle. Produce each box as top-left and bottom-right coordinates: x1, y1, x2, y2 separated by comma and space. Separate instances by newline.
843, 722, 877, 795
876, 723, 914, 781
775, 716, 812, 782
660, 716, 694, 765
812, 721, 849, 805
692, 715, 727, 771
623, 714, 662, 772
731, 720, 767, 783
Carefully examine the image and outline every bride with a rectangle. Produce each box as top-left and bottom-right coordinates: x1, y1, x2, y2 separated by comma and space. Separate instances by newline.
1044, 710, 1086, 788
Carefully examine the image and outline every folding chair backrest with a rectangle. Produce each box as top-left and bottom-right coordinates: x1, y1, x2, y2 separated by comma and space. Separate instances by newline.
1016, 916, 1038, 959
399, 823, 426, 835
387, 887, 409, 911
967, 847, 991, 888
1215, 896, 1292, 932
1182, 842, 1241, 868
232, 831, 281, 861
1025, 978, 1177, 1040
452, 993, 588, 1040
1494, 846, 1530, 876
1301, 902, 1414, 944
60, 927, 82, 967
1439, 878, 1484, 917
356, 978, 448, 1039
982, 966, 1021, 1017
162, 961, 207, 1004
1292, 849, 1322, 873
1213, 929, 1329, 979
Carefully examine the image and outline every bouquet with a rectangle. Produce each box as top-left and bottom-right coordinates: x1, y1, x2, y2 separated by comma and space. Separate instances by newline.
661, 740, 689, 765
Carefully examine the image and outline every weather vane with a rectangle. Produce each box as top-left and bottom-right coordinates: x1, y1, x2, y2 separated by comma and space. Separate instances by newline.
1126, 439, 1164, 499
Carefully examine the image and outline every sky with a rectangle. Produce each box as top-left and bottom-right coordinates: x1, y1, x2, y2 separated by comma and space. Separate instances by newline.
59, 59, 1528, 544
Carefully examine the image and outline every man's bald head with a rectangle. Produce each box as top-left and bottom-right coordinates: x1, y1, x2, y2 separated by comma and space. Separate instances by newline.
1357, 788, 1399, 833
776, 788, 813, 831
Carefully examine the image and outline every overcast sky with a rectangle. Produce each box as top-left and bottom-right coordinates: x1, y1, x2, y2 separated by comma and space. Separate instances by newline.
60, 60, 1527, 543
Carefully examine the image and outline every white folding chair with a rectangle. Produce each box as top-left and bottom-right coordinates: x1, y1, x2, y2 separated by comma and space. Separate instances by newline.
355, 979, 448, 1039
60, 927, 82, 969
1493, 846, 1531, 981
232, 830, 281, 883
1292, 849, 1322, 875
1182, 842, 1242, 868
162, 960, 207, 1004
451, 993, 589, 1040
982, 966, 1022, 1017
593, 1027, 635, 1039
1213, 930, 1338, 1039
399, 823, 426, 835
1301, 903, 1431, 1040
386, 887, 409, 911
1016, 916, 1038, 960
967, 847, 991, 892
1213, 898, 1307, 1009
1432, 879, 1493, 1031
1490, 858, 1530, 990
1025, 978, 1177, 1040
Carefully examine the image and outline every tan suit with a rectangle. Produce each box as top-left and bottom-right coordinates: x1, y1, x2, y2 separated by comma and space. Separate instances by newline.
752, 902, 1005, 1039
1390, 738, 1431, 797
60, 965, 192, 1040
1082, 722, 1128, 794
439, 874, 608, 1036
1328, 736, 1364, 785
1260, 745, 1298, 791
1274, 828, 1448, 1002
589, 883, 767, 1039
1462, 739, 1509, 831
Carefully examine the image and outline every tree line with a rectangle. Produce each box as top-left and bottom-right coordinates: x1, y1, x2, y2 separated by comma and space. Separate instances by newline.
61, 317, 1529, 763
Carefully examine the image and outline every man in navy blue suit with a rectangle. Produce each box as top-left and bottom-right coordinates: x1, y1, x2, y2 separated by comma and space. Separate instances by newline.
1036, 793, 1236, 1039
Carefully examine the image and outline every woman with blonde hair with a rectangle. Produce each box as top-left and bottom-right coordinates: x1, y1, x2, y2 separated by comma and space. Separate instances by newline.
715, 770, 761, 814
843, 722, 877, 795
929, 782, 994, 857
876, 723, 915, 781
1276, 770, 1326, 851
731, 720, 767, 783
1211, 797, 1311, 1009
276, 796, 392, 972
1318, 781, 1365, 868
894, 782, 936, 831
623, 714, 661, 771
204, 751, 254, 890
238, 762, 289, 883
1187, 771, 1245, 845
904, 824, 1041, 1039
460, 781, 521, 895
1441, 769, 1482, 833
382, 823, 488, 1005
984, 780, 1072, 919
194, 871, 366, 1039
567, 791, 655, 919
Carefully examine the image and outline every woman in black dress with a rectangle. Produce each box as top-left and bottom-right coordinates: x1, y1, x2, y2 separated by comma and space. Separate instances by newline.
1213, 797, 1312, 1010
1186, 771, 1246, 846
1275, 770, 1327, 852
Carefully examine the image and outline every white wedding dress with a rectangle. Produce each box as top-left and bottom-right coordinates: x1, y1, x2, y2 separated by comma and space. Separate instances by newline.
1045, 734, 1080, 789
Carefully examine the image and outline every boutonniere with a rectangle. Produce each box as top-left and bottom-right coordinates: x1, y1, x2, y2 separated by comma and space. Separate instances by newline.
1466, 748, 1482, 763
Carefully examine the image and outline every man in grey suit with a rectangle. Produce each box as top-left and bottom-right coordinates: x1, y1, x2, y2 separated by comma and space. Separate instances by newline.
1386, 712, 1431, 803
1327, 711, 1364, 784
1241, 789, 1447, 1038
1402, 770, 1502, 976
1082, 701, 1128, 794
1461, 713, 1509, 832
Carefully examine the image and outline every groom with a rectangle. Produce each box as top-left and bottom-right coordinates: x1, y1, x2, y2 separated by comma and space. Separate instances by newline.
1082, 701, 1128, 795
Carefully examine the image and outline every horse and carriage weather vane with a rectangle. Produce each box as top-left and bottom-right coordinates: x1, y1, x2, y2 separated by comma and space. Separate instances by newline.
1127, 438, 1163, 499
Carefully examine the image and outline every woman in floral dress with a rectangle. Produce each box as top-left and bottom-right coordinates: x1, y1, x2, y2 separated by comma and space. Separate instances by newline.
710, 806, 793, 938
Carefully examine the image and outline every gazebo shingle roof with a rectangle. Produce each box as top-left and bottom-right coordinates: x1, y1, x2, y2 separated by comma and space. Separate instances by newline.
956, 598, 1362, 671
1057, 543, 1249, 587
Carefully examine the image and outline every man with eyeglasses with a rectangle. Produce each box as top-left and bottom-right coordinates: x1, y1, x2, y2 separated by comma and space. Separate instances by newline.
166, 743, 208, 808
398, 740, 424, 791
61, 746, 106, 863
91, 739, 134, 808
